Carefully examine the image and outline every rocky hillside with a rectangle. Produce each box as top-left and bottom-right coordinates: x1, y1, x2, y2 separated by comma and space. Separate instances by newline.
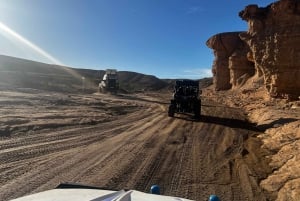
206, 0, 300, 200
0, 55, 169, 93
0, 55, 212, 93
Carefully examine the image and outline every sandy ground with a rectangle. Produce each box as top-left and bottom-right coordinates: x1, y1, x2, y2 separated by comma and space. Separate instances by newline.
203, 81, 300, 201
0, 89, 272, 201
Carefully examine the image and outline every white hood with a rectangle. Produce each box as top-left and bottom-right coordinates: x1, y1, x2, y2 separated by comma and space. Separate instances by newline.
11, 188, 194, 201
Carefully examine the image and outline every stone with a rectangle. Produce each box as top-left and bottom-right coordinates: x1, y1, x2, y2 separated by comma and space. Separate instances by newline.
239, 0, 300, 100
206, 32, 255, 90
229, 40, 255, 88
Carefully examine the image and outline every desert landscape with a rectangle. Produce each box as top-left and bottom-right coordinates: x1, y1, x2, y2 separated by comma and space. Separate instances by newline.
0, 53, 297, 201
0, 0, 300, 201
0, 78, 272, 201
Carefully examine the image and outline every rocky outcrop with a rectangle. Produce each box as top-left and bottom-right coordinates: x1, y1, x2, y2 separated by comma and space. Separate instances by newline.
229, 39, 255, 88
207, 0, 300, 100
206, 32, 255, 90
239, 0, 300, 100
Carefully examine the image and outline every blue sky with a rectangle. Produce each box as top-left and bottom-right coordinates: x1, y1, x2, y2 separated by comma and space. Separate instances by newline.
0, 0, 275, 79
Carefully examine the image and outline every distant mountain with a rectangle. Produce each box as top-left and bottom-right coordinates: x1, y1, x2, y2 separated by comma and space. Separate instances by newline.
0, 55, 212, 93
0, 55, 84, 92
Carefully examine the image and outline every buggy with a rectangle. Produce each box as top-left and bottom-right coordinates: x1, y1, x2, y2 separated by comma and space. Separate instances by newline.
168, 80, 201, 118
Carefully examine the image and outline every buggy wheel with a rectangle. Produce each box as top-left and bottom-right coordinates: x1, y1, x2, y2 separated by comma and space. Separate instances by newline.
168, 104, 175, 117
194, 100, 201, 119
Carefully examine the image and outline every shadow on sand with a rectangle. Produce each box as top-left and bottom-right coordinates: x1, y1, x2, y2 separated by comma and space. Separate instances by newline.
173, 114, 262, 132
256, 118, 299, 131
116, 94, 169, 105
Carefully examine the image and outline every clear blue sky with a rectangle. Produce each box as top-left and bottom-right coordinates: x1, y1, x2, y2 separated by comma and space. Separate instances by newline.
0, 0, 274, 79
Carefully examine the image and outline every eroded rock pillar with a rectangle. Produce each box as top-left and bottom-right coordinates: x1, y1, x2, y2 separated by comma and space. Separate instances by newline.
207, 32, 254, 90
239, 0, 300, 100
229, 41, 255, 87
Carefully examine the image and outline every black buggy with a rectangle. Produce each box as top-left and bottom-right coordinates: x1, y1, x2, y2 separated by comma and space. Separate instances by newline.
168, 80, 201, 118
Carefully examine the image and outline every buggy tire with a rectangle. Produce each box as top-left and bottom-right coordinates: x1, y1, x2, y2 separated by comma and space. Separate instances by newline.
194, 100, 201, 119
168, 104, 175, 117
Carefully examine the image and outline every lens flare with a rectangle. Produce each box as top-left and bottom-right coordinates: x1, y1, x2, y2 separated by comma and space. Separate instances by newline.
0, 21, 63, 65
0, 21, 97, 88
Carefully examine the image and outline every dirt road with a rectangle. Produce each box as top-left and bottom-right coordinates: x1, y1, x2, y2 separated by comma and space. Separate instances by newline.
0, 90, 271, 201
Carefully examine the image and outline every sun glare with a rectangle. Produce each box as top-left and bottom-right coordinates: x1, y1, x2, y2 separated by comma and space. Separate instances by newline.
0, 21, 63, 65
0, 21, 96, 86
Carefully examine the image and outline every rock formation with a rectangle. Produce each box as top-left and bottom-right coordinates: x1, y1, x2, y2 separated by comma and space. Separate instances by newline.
206, 32, 255, 90
239, 0, 300, 100
207, 0, 300, 100
229, 38, 255, 88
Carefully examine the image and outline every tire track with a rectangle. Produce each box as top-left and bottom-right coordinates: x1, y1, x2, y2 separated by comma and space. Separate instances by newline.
0, 92, 271, 201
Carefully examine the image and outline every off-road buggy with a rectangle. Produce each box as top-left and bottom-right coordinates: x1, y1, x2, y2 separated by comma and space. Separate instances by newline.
168, 80, 201, 118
